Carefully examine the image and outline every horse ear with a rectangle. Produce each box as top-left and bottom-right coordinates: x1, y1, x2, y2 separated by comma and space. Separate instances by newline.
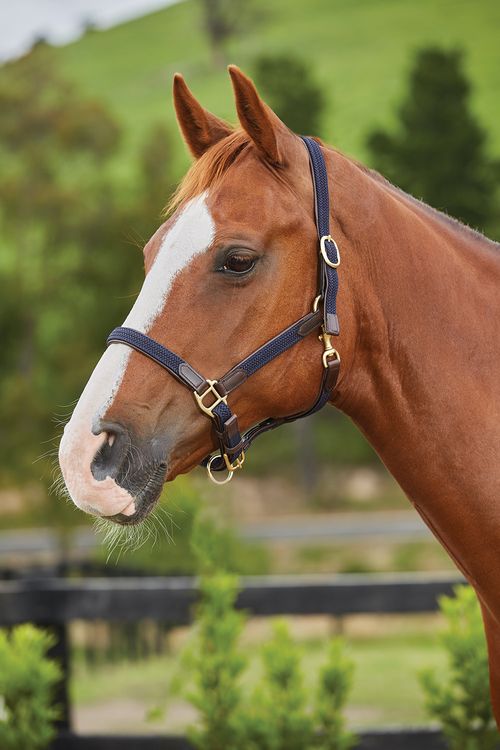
228, 65, 290, 165
173, 73, 233, 159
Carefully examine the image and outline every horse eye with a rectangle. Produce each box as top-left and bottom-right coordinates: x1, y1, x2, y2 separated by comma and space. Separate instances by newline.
223, 253, 255, 274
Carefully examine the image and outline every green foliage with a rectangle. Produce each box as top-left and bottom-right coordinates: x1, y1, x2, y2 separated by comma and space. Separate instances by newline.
420, 585, 498, 750
190, 507, 270, 576
138, 122, 176, 217
253, 54, 325, 135
0, 47, 133, 489
242, 620, 314, 750
248, 411, 379, 478
0, 624, 61, 750
241, 625, 355, 750
185, 573, 247, 750
315, 639, 356, 750
0, 47, 174, 506
367, 47, 499, 231
180, 528, 355, 750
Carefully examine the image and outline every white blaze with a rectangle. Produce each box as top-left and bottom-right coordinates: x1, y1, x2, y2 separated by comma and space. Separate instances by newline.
59, 193, 215, 516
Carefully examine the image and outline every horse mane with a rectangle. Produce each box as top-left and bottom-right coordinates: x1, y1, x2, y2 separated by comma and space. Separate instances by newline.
167, 131, 498, 251
353, 158, 499, 249
166, 129, 252, 214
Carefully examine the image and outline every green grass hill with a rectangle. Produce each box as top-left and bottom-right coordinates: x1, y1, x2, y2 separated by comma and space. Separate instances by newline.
52, 0, 500, 180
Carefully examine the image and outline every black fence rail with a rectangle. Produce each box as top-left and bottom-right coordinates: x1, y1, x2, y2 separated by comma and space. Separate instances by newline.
51, 727, 449, 750
0, 571, 463, 625
0, 572, 464, 749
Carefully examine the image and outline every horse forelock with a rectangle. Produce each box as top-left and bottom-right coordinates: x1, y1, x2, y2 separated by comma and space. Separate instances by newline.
166, 129, 253, 215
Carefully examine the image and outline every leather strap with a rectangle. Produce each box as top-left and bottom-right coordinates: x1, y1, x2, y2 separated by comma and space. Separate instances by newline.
219, 310, 322, 394
301, 137, 340, 336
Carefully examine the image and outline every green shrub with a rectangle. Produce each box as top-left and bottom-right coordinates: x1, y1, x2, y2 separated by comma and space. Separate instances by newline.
0, 624, 61, 750
420, 585, 498, 750
242, 619, 314, 750
179, 516, 355, 750
183, 594, 356, 750
239, 622, 355, 750
315, 638, 356, 750
184, 573, 247, 750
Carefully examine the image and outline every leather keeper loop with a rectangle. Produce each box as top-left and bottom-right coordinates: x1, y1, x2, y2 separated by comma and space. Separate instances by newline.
215, 413, 241, 447
325, 357, 341, 391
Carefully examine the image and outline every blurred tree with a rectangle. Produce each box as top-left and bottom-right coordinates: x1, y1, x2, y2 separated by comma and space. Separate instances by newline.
366, 47, 499, 232
199, 0, 261, 67
253, 54, 326, 135
0, 47, 174, 523
139, 122, 176, 217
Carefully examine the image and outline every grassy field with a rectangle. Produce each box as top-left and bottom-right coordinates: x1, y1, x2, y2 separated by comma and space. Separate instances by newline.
53, 0, 500, 180
71, 613, 447, 733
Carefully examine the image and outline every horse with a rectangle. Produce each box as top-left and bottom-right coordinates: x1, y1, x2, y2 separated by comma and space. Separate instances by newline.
58, 66, 500, 722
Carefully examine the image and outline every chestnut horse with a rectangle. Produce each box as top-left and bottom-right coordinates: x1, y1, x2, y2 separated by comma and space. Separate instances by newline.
59, 67, 500, 720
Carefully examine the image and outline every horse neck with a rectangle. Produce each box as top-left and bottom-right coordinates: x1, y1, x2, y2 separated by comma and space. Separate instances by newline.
329, 149, 500, 514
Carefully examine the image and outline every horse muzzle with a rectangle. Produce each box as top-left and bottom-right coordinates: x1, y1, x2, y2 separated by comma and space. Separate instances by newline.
59, 416, 168, 524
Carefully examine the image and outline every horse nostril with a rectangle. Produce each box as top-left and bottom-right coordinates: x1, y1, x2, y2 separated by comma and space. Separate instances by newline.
91, 422, 131, 482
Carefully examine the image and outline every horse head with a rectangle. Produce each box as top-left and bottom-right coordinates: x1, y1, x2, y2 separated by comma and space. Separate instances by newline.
58, 66, 343, 524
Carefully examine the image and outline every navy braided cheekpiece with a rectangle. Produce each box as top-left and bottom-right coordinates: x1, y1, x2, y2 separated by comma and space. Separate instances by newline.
107, 136, 340, 479
107, 327, 188, 384
301, 137, 340, 335
225, 314, 319, 379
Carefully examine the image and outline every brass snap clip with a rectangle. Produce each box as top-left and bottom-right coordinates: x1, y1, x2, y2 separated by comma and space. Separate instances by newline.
320, 330, 341, 369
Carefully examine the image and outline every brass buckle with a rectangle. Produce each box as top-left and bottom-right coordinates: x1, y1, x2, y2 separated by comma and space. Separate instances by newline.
320, 331, 341, 369
194, 379, 227, 418
207, 454, 233, 485
223, 451, 245, 472
320, 235, 340, 268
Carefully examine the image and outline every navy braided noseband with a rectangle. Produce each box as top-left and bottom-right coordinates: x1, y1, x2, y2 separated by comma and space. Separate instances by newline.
107, 137, 341, 484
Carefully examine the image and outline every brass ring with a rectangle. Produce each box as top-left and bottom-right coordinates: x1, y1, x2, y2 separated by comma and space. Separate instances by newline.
207, 454, 234, 485
320, 235, 340, 268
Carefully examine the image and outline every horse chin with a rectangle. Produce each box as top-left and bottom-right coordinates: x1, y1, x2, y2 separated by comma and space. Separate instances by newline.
107, 462, 167, 526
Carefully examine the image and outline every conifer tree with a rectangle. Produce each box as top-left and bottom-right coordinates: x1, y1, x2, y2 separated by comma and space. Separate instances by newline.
367, 48, 498, 231
253, 54, 325, 136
